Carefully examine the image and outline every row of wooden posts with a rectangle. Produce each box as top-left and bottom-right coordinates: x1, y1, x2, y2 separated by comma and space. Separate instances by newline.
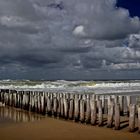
0, 89, 140, 133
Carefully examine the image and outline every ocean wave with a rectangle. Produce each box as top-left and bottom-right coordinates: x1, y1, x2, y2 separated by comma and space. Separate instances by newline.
0, 80, 140, 94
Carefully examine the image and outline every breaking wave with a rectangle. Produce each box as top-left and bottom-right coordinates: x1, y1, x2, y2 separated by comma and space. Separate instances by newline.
0, 80, 140, 94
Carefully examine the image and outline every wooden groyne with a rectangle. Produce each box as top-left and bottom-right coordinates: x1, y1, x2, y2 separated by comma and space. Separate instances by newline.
0, 89, 140, 133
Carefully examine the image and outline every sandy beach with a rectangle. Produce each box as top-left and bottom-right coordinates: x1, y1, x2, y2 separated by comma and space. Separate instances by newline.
0, 116, 139, 140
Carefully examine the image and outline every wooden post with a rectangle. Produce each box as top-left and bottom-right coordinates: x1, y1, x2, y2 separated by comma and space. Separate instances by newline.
96, 95, 100, 101
32, 92, 35, 112
114, 96, 119, 104
138, 106, 140, 134
57, 93, 61, 117
66, 93, 70, 100
119, 96, 124, 116
21, 91, 24, 109
114, 103, 120, 130
44, 92, 48, 115
98, 100, 103, 126
78, 94, 82, 100
53, 94, 58, 117
9, 91, 12, 106
129, 104, 136, 132
60, 93, 64, 117
46, 94, 52, 115
104, 96, 107, 114
101, 95, 105, 113
126, 96, 131, 116
63, 94, 68, 119
16, 91, 20, 108
107, 96, 111, 106
38, 92, 41, 113
74, 94, 80, 121
107, 101, 114, 128
90, 100, 97, 125
0, 90, 1, 102
69, 94, 74, 120
24, 92, 27, 110
40, 92, 45, 114
85, 97, 91, 123
91, 94, 95, 101
80, 99, 85, 123
28, 91, 31, 111
13, 92, 16, 107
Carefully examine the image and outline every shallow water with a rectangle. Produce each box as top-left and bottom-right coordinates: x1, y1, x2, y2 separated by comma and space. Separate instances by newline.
0, 106, 44, 126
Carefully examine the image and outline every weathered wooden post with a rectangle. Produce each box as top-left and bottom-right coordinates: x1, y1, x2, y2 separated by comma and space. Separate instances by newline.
85, 95, 91, 123
98, 100, 103, 126
20, 91, 23, 109
114, 96, 119, 104
80, 99, 85, 123
78, 94, 82, 100
37, 92, 41, 113
74, 94, 80, 121
90, 99, 97, 125
91, 94, 95, 101
40, 92, 45, 114
28, 91, 31, 111
35, 92, 39, 112
101, 95, 105, 113
107, 96, 111, 107
63, 93, 68, 119
23, 91, 27, 110
4, 90, 7, 105
69, 94, 74, 120
16, 91, 20, 108
119, 96, 124, 116
12, 90, 16, 107
5, 92, 7, 105
0, 90, 2, 103
104, 96, 108, 114
46, 93, 52, 116
57, 93, 61, 117
22, 91, 26, 110
96, 95, 100, 101
9, 91, 12, 106
114, 103, 120, 130
107, 101, 114, 128
60, 93, 64, 117
31, 92, 35, 112
138, 106, 140, 134
129, 104, 136, 132
138, 105, 140, 134
2, 90, 5, 104
52, 93, 58, 117
0, 89, 1, 102
10, 90, 13, 106
126, 96, 131, 116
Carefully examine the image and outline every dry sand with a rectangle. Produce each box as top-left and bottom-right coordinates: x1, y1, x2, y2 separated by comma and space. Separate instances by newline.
0, 116, 140, 140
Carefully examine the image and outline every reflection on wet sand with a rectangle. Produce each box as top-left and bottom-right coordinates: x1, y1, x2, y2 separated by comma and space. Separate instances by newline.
0, 107, 44, 124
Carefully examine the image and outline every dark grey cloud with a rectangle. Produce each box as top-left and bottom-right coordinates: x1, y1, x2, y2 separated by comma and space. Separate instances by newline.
0, 0, 140, 80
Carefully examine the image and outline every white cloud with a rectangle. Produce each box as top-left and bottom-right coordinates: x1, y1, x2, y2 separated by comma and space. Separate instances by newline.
73, 25, 86, 36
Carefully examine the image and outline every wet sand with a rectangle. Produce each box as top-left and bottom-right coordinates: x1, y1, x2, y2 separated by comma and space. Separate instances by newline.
0, 106, 140, 140
0, 116, 140, 140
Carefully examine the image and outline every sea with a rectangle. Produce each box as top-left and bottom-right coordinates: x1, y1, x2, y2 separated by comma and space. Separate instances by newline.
0, 79, 140, 95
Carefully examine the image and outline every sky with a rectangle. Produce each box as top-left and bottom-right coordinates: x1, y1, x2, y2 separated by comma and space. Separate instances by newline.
0, 0, 140, 80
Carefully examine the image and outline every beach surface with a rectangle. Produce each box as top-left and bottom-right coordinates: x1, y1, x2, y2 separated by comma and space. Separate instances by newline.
0, 116, 140, 140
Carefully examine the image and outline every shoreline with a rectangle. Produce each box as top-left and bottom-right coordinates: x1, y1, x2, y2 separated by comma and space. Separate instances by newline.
0, 116, 140, 140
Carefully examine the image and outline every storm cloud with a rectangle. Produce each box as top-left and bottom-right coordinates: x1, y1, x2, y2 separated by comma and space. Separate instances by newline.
0, 0, 140, 80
